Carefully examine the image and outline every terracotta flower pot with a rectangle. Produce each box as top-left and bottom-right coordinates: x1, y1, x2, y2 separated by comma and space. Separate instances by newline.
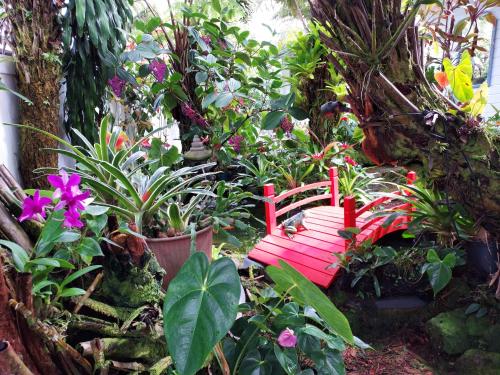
146, 225, 213, 287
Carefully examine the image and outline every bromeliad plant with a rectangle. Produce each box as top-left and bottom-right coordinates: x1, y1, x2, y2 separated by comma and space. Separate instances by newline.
25, 116, 215, 237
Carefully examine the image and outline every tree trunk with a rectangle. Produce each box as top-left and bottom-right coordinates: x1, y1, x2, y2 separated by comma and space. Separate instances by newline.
311, 0, 500, 233
5, 1, 62, 189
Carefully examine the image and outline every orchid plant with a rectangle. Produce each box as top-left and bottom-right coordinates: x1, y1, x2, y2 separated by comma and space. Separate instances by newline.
0, 171, 107, 304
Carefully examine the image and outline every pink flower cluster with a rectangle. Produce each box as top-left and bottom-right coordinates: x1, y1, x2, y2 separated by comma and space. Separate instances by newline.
181, 103, 209, 128
228, 135, 244, 153
344, 155, 358, 166
19, 171, 90, 229
108, 75, 126, 97
280, 116, 294, 135
149, 60, 166, 82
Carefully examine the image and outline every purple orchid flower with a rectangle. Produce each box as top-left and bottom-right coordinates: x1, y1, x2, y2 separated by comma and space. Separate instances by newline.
108, 75, 126, 97
149, 60, 167, 82
277, 328, 297, 348
63, 209, 84, 229
48, 170, 90, 214
19, 190, 52, 222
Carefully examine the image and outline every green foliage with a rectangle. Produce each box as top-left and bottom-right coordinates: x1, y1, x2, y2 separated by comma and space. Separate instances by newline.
62, 0, 133, 141
336, 164, 385, 205
163, 252, 241, 375
225, 261, 361, 375
28, 116, 214, 234
421, 248, 457, 296
443, 51, 474, 103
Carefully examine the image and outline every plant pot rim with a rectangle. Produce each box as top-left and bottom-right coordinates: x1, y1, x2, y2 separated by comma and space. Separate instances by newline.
145, 225, 213, 243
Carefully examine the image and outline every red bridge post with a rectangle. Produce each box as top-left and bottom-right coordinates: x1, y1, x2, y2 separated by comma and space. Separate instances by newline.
264, 184, 276, 235
329, 167, 339, 206
343, 196, 357, 249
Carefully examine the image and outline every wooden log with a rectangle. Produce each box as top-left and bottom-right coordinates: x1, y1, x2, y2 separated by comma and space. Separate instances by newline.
0, 165, 26, 201
0, 341, 34, 375
0, 202, 33, 252
73, 272, 104, 314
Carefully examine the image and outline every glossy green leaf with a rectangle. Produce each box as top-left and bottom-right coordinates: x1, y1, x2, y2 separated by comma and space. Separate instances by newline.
78, 238, 104, 258
274, 345, 299, 375
0, 240, 29, 272
163, 253, 241, 375
266, 261, 353, 344
262, 111, 286, 130
75, 0, 86, 34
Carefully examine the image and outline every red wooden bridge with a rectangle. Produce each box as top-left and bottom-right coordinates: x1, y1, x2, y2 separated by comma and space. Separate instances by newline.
248, 168, 417, 288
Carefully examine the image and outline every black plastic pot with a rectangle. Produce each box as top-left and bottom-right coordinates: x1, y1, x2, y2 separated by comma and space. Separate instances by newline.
465, 238, 499, 277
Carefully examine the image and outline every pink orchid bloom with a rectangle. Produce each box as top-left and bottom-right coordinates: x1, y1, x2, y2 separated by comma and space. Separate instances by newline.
63, 209, 84, 229
48, 171, 90, 213
277, 328, 297, 348
19, 190, 52, 222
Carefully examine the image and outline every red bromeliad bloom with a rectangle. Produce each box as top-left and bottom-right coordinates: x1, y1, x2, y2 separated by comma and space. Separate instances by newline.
311, 152, 324, 160
106, 131, 129, 151
344, 155, 358, 166
340, 143, 351, 150
340, 116, 349, 122
142, 190, 152, 202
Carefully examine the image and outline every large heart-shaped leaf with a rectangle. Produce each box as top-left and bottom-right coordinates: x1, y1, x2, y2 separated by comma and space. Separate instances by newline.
163, 252, 241, 375
266, 261, 353, 344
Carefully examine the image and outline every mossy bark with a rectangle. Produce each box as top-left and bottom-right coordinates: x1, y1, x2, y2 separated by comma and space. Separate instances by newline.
311, 0, 500, 233
5, 1, 62, 189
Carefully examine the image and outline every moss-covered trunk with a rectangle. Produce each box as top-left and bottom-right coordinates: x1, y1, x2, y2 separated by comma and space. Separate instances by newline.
311, 0, 500, 234
5, 1, 61, 189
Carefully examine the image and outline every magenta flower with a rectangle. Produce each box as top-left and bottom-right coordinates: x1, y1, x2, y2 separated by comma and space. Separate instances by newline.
181, 103, 209, 128
344, 155, 358, 166
280, 116, 294, 135
149, 60, 166, 82
19, 190, 52, 222
228, 135, 244, 153
277, 328, 297, 348
108, 75, 126, 97
48, 171, 90, 229
63, 209, 84, 229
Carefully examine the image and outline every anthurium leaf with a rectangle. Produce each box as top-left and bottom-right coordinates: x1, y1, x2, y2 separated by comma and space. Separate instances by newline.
163, 253, 241, 375
266, 261, 353, 344
443, 51, 473, 102
466, 81, 488, 116
273, 345, 299, 375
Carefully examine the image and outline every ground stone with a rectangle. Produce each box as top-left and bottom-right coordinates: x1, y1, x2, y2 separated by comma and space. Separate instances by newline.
465, 315, 489, 337
426, 309, 470, 355
455, 349, 500, 375
483, 324, 500, 353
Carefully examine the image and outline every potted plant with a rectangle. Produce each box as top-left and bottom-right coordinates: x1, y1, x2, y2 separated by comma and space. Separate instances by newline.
27, 116, 218, 286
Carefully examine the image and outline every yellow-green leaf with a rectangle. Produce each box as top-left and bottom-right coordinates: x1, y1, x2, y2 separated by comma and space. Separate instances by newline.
443, 51, 473, 103
466, 82, 489, 117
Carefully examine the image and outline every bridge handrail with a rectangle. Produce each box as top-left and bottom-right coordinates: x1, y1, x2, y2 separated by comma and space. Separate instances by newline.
263, 167, 339, 235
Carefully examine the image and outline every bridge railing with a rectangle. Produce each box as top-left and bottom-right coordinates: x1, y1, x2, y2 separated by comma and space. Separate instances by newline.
343, 171, 417, 245
263, 167, 339, 235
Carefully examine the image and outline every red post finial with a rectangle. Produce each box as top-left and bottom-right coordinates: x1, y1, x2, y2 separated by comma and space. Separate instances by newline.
329, 167, 339, 206
263, 184, 276, 235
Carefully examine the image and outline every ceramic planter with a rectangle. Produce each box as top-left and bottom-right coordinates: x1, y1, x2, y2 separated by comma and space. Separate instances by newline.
146, 225, 213, 286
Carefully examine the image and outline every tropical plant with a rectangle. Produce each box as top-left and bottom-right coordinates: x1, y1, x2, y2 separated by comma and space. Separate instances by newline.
163, 252, 242, 375
2, 0, 62, 188
62, 0, 133, 142
18, 116, 214, 236
337, 163, 385, 205
238, 156, 276, 188
0, 171, 107, 304
422, 248, 461, 296
311, 0, 500, 235
379, 184, 475, 247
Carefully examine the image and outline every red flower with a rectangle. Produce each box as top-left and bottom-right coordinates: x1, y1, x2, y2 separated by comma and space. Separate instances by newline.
344, 156, 358, 166
434, 71, 449, 89
340, 143, 351, 150
141, 138, 151, 148
106, 131, 128, 151
312, 152, 324, 160
142, 190, 152, 202
340, 116, 349, 122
